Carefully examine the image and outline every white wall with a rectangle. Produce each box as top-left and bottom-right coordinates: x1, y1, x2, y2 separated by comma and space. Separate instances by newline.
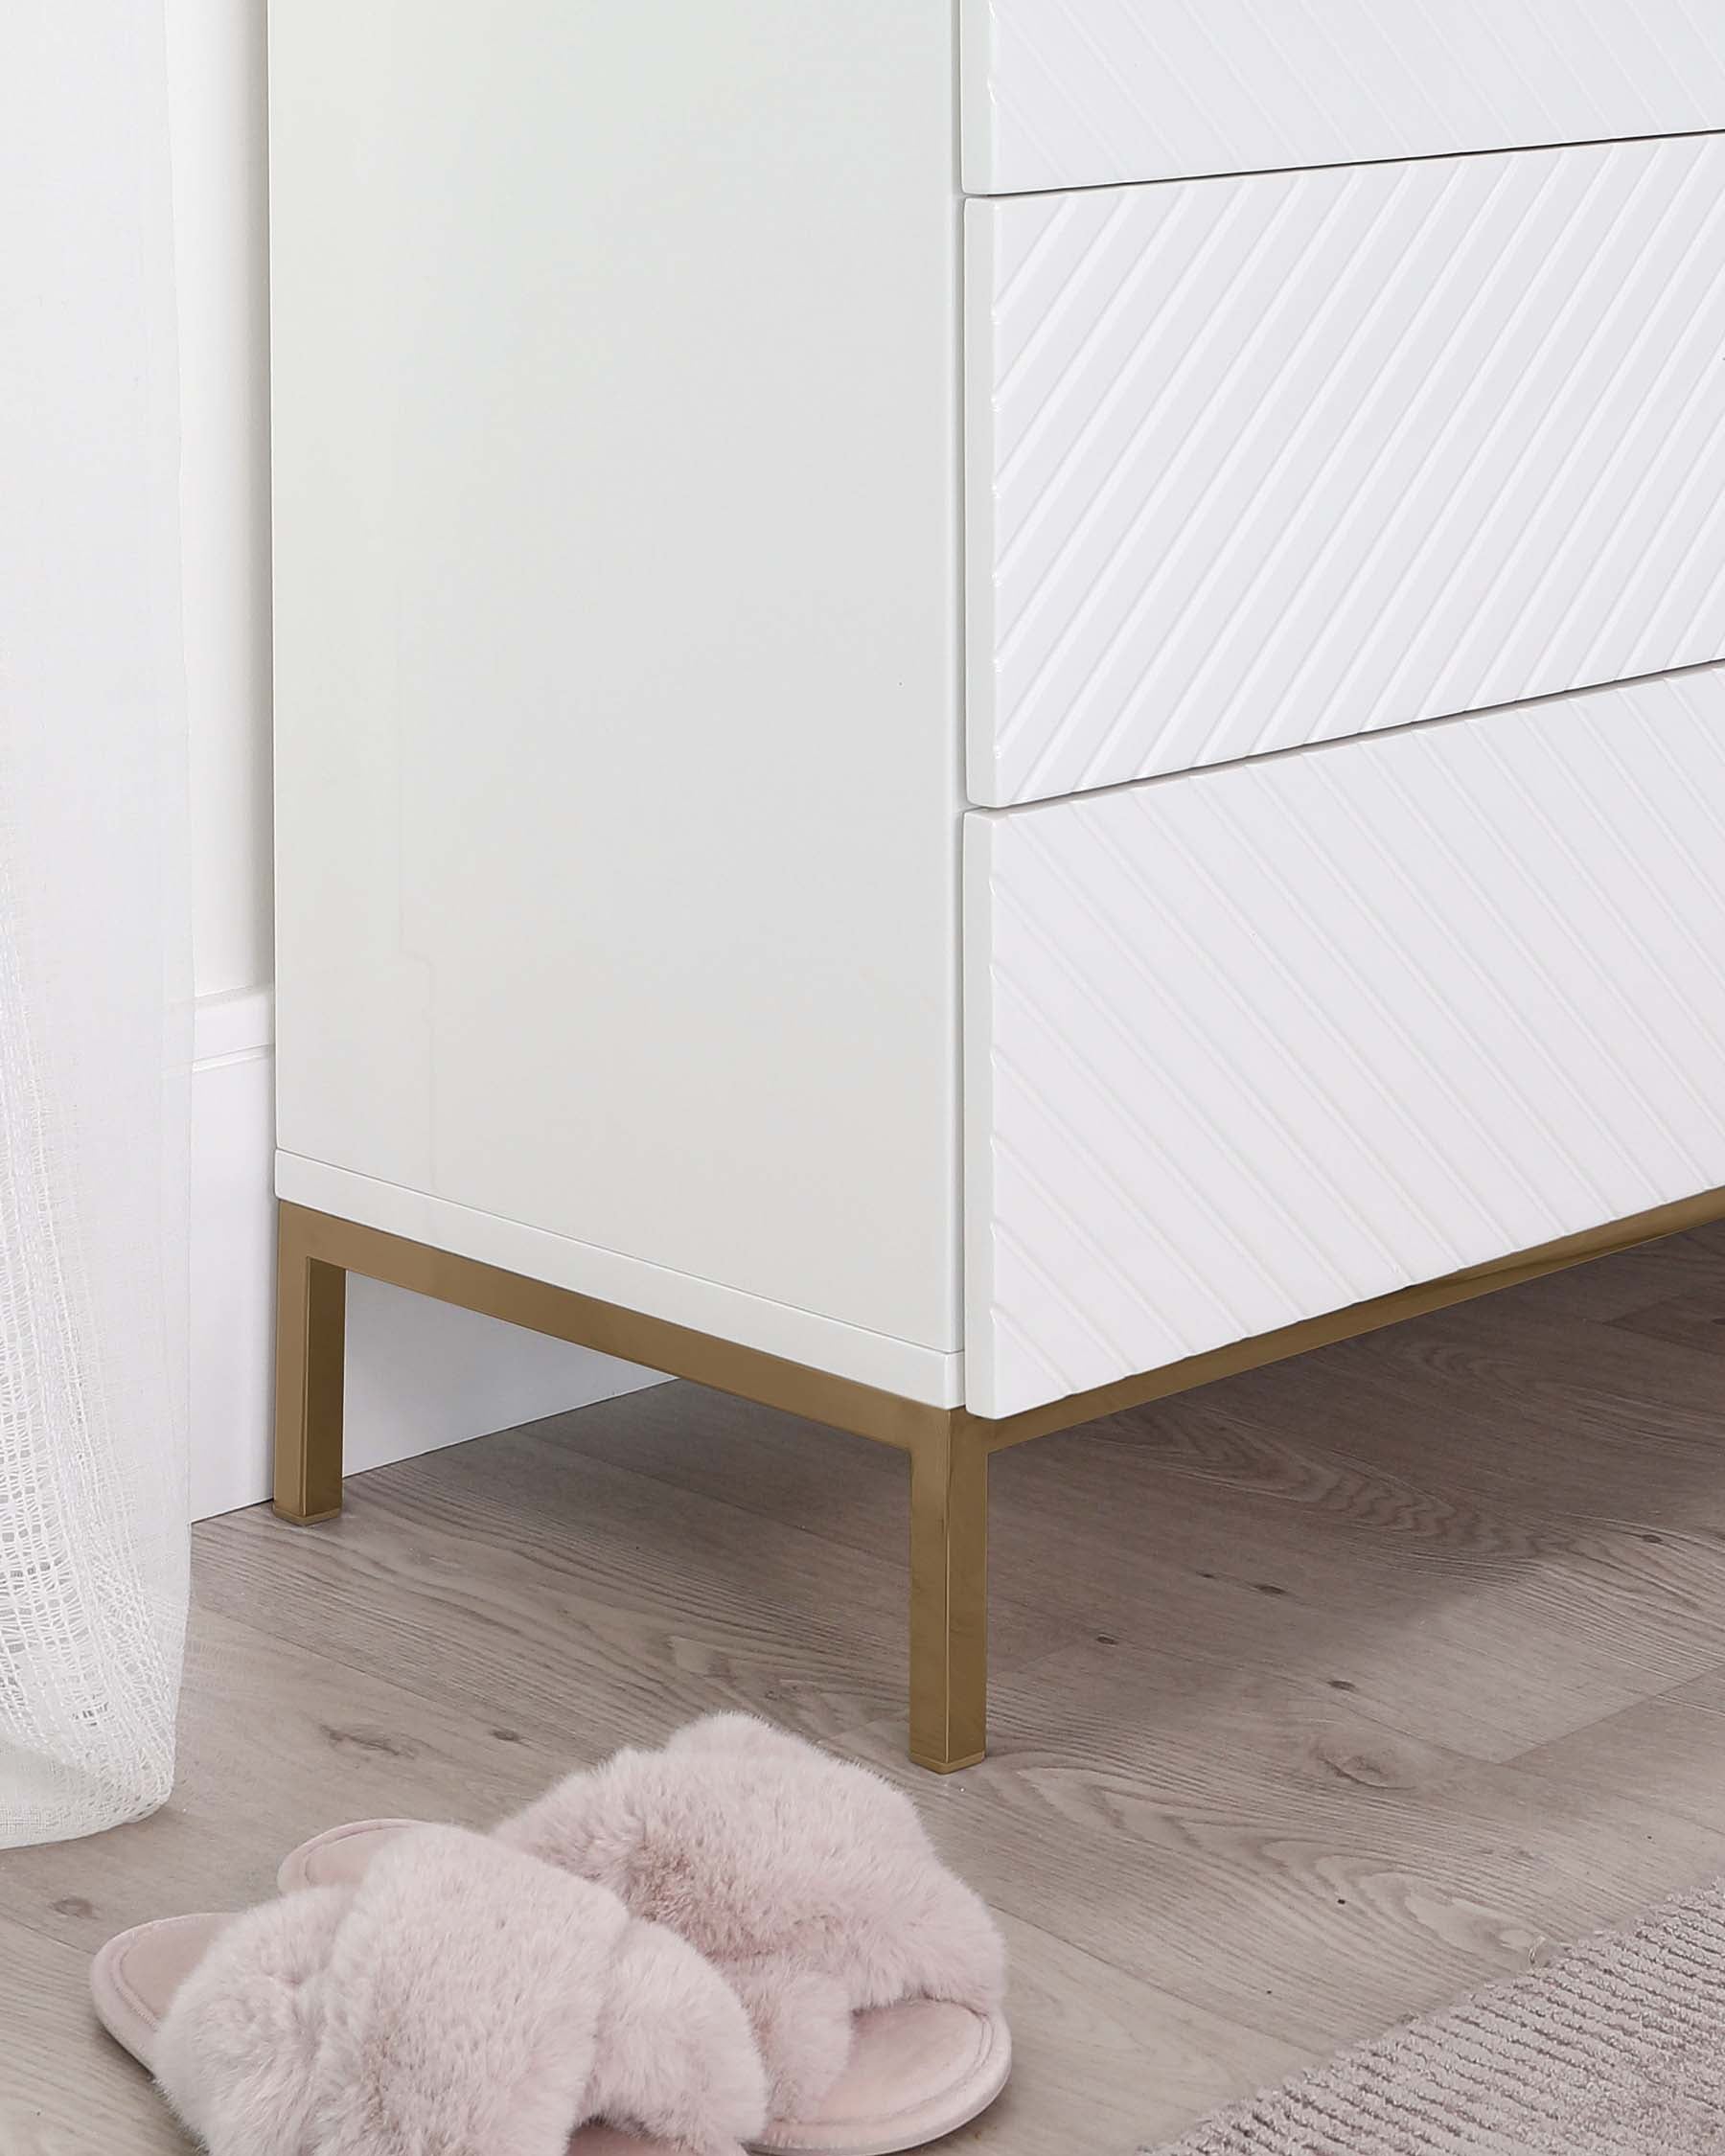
168, 1, 661, 1519
168, 0, 274, 1001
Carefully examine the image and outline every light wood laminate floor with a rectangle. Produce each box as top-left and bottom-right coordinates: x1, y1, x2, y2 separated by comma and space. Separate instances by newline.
7, 1223, 1725, 2153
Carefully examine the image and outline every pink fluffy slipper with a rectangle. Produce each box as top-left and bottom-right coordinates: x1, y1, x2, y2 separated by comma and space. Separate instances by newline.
278, 1716, 1012, 2156
92, 1825, 769, 2155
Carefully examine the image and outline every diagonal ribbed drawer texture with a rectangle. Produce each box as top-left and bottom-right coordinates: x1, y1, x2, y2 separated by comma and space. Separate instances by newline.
962, 0, 1725, 195
967, 135, 1725, 807
964, 669, 1725, 1417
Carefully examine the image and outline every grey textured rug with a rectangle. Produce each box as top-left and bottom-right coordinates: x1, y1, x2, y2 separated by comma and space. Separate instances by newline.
1147, 1882, 1725, 2154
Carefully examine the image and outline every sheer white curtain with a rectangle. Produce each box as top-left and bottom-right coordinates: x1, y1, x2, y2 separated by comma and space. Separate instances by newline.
0, 7, 191, 1843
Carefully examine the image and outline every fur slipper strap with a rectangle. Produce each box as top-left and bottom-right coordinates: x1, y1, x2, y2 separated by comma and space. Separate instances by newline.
152, 1826, 768, 2156
495, 1715, 1007, 2121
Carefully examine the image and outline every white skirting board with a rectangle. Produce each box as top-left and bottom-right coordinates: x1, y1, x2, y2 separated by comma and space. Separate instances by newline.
189, 986, 663, 1522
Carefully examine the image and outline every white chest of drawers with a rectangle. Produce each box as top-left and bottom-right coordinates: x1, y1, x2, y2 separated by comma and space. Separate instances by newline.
269, 0, 1725, 1768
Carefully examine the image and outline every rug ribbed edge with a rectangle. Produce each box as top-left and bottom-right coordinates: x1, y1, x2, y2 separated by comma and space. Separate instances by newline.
1143, 1879, 1725, 2155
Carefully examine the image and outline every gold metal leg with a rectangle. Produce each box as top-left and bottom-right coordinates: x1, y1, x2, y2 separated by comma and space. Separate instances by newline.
908, 1414, 989, 1772
272, 1204, 347, 1524
263, 1181, 1725, 1764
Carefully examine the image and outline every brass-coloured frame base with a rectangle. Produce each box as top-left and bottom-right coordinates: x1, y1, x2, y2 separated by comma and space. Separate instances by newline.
913, 1752, 987, 1775
273, 1209, 347, 1525
908, 1416, 988, 1774
272, 1185, 1725, 1768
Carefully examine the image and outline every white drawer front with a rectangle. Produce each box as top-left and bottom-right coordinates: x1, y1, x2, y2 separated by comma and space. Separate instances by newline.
965, 670, 1725, 1419
967, 137, 1725, 807
963, 0, 1725, 195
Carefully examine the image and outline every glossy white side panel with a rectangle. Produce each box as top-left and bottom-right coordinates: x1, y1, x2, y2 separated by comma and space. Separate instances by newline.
962, 0, 1725, 195
276, 1155, 966, 1407
966, 670, 1725, 1419
270, 4, 964, 1358
968, 138, 1725, 805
